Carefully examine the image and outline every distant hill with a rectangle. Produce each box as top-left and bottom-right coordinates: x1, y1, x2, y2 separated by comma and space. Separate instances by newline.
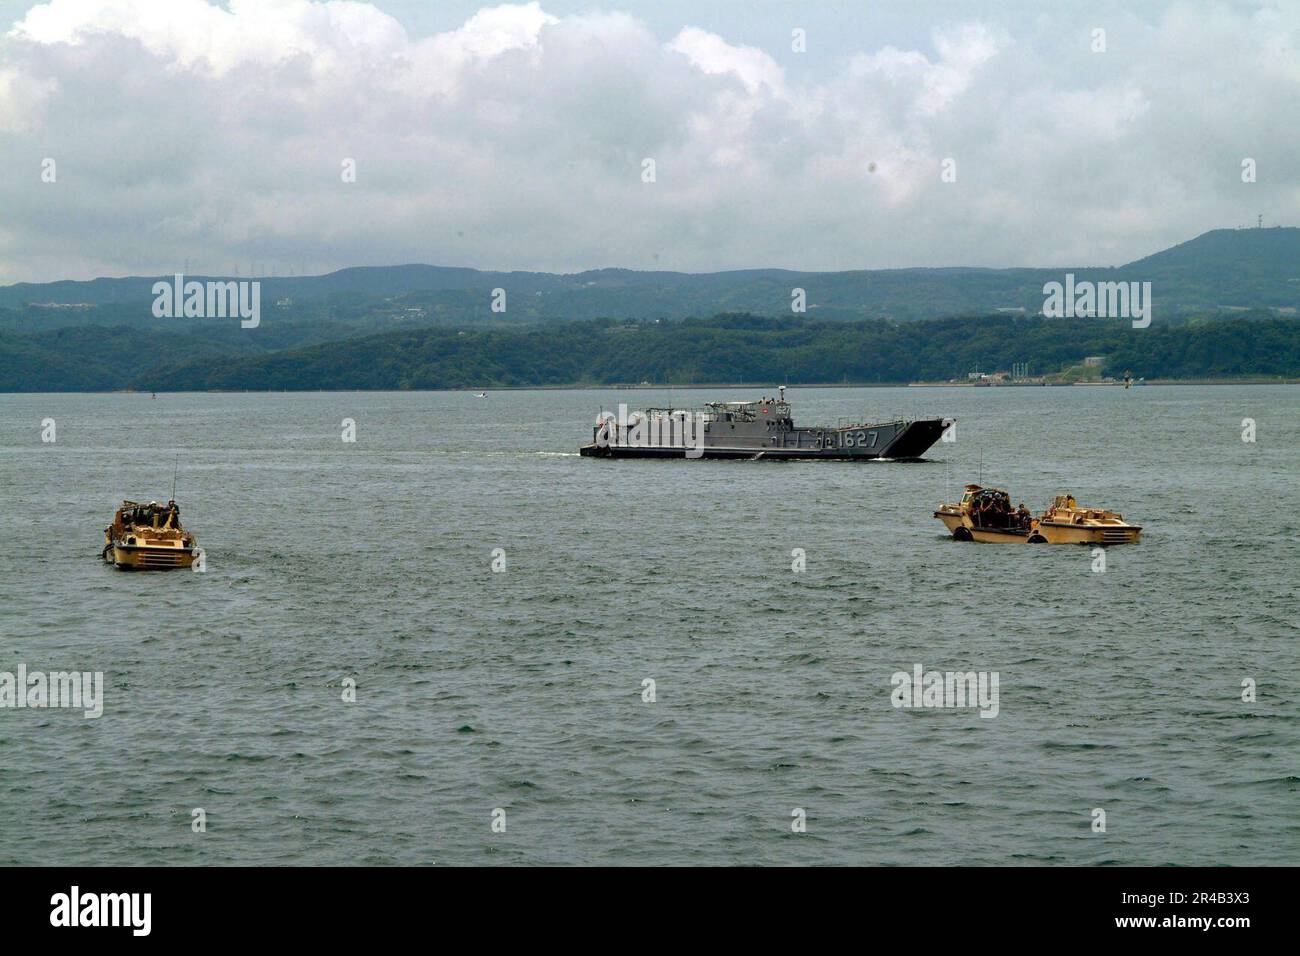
1119, 227, 1300, 309
1, 227, 1296, 326
1, 228, 1297, 390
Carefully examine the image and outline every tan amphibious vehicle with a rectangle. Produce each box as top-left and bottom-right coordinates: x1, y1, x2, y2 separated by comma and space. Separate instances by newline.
102, 499, 200, 569
935, 485, 1141, 545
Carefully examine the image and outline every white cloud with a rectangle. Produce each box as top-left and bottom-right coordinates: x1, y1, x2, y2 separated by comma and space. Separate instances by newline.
669, 26, 784, 96
0, 0, 1296, 282
852, 23, 1007, 117
0, 63, 55, 132
11, 0, 401, 76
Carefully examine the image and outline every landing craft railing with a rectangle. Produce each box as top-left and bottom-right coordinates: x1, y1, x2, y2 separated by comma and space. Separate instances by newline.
636, 401, 792, 424
599, 408, 706, 447
644, 405, 748, 423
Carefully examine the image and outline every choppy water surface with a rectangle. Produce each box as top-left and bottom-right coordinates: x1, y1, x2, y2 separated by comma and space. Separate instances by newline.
0, 385, 1296, 866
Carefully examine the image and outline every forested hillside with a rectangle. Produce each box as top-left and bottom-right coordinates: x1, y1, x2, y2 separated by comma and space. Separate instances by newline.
113, 313, 1300, 391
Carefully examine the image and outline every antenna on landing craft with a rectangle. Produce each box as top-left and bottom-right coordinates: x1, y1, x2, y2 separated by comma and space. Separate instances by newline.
171, 455, 179, 502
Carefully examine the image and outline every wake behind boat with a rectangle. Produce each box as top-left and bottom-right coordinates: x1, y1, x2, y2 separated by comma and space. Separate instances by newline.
580, 386, 950, 460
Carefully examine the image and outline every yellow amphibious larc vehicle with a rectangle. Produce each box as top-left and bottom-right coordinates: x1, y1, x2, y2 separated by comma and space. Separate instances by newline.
102, 499, 200, 569
934, 485, 1141, 545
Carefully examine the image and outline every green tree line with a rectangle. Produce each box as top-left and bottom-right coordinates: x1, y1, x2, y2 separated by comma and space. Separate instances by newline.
138, 313, 1300, 391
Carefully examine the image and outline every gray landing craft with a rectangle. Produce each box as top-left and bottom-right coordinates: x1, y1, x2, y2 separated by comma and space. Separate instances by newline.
580, 386, 951, 460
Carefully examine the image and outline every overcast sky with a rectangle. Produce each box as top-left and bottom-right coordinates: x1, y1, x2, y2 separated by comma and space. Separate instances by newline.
0, 0, 1296, 283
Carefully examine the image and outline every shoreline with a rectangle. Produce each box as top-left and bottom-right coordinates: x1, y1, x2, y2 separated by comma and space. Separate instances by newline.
2, 378, 1297, 396
904, 377, 1300, 387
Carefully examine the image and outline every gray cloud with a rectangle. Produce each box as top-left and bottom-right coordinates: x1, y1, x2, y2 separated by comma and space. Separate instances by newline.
0, 0, 1296, 283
